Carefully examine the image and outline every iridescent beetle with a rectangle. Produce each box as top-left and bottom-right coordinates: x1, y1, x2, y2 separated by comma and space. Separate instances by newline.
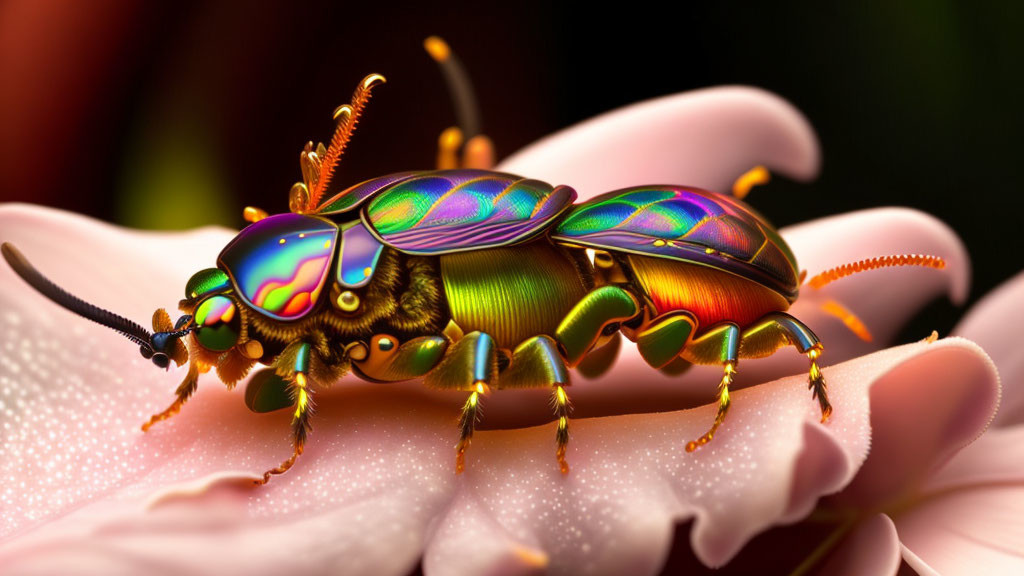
2, 39, 947, 483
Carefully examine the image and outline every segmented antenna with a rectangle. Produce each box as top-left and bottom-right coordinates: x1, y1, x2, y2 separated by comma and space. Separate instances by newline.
307, 74, 387, 209
807, 254, 946, 290
2, 242, 155, 350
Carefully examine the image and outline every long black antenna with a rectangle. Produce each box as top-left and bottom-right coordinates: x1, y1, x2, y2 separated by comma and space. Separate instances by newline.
2, 242, 155, 351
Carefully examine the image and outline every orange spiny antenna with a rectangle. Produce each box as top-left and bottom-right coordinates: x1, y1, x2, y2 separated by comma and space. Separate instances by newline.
307, 73, 387, 209
807, 254, 946, 290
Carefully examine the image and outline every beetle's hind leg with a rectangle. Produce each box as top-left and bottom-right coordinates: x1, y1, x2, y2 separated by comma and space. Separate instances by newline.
682, 323, 741, 452
807, 345, 831, 422
740, 312, 831, 423
256, 342, 314, 485
425, 332, 498, 474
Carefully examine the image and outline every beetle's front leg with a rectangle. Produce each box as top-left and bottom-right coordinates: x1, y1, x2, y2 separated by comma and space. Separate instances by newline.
142, 360, 201, 431
256, 342, 314, 485
141, 309, 199, 431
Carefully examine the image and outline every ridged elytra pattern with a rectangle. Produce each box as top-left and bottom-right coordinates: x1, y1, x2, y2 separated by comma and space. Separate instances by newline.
553, 186, 800, 301
360, 169, 577, 254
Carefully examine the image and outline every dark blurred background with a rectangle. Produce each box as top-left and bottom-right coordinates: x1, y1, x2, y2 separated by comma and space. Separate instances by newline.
1, 1, 1021, 335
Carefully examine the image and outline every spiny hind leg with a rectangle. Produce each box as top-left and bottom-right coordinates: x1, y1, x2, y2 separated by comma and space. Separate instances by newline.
424, 332, 498, 474
256, 342, 314, 485
740, 312, 831, 423
682, 323, 741, 452
501, 335, 573, 474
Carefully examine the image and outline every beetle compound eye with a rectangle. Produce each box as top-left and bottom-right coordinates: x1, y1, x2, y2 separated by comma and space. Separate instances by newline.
194, 296, 241, 351
185, 268, 230, 300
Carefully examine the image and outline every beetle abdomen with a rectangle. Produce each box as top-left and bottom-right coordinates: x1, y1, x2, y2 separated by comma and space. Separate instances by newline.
440, 241, 591, 349
628, 255, 789, 331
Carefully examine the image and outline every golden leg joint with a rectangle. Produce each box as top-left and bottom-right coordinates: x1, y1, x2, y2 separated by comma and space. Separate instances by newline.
142, 361, 200, 431
455, 382, 486, 474
686, 362, 736, 452
808, 346, 832, 423
256, 371, 312, 485
553, 385, 572, 474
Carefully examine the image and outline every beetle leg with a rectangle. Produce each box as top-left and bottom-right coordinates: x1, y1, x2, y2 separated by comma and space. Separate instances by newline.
552, 384, 572, 474
683, 323, 741, 452
141, 359, 200, 431
424, 332, 498, 473
257, 342, 314, 485
499, 335, 573, 473
455, 384, 485, 474
739, 313, 831, 423
807, 345, 832, 423
554, 285, 640, 367
636, 311, 696, 369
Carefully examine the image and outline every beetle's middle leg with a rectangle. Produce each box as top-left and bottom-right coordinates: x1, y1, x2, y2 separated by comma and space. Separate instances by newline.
740, 312, 832, 422
499, 335, 573, 473
256, 341, 315, 485
424, 331, 498, 473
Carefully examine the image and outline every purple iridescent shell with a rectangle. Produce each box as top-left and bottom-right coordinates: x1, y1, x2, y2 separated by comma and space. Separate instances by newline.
317, 171, 422, 215
552, 186, 800, 300
360, 169, 577, 254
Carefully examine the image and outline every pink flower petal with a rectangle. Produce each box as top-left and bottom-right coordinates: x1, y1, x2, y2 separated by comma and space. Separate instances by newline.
924, 427, 1024, 492
496, 86, 819, 199
828, 338, 998, 510
886, 427, 1024, 575
818, 514, 901, 576
0, 204, 988, 575
954, 270, 1024, 427
896, 477, 1024, 576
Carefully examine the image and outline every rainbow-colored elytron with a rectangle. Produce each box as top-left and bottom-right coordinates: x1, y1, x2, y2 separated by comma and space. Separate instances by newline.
218, 213, 338, 320
553, 186, 800, 300
362, 170, 576, 254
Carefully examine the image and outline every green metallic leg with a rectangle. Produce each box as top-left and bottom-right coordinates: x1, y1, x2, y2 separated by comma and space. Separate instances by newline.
740, 313, 831, 423
684, 323, 741, 452
257, 342, 313, 485
555, 286, 639, 367
425, 332, 498, 474
499, 335, 574, 473
636, 311, 696, 368
351, 334, 449, 382
576, 332, 622, 379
